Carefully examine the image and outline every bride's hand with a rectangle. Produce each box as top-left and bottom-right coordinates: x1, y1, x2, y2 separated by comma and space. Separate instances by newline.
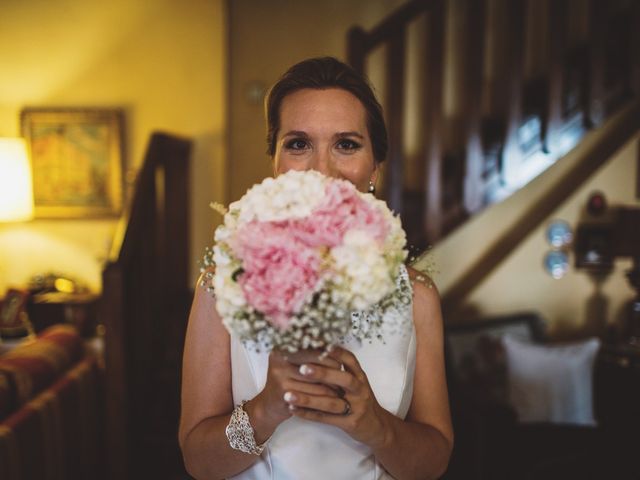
248, 349, 342, 434
284, 346, 389, 448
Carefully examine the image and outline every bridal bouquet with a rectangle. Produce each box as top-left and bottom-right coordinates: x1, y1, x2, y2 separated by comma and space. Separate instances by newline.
203, 170, 411, 352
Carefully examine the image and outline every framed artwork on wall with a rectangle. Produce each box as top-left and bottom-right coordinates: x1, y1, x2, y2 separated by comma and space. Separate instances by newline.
20, 108, 124, 218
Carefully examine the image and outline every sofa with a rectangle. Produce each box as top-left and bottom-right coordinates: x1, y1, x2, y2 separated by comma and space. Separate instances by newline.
443, 312, 638, 480
0, 324, 103, 480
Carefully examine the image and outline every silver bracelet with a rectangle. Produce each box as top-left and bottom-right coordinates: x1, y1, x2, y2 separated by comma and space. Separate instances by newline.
225, 400, 266, 455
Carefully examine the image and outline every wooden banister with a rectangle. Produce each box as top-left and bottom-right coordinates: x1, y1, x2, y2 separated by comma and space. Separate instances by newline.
442, 101, 640, 316
423, 0, 446, 244
351, 0, 441, 57
385, 32, 406, 214
347, 0, 639, 251
101, 132, 192, 480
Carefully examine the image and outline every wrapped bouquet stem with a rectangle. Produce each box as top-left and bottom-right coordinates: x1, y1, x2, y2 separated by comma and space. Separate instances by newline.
203, 170, 412, 353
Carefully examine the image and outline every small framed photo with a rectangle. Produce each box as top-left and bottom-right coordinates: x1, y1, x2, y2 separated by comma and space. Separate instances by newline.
0, 289, 31, 337
20, 108, 125, 218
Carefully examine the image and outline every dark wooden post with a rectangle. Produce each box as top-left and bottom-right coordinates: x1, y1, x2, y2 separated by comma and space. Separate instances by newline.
347, 27, 368, 74
101, 264, 127, 480
463, 0, 487, 215
385, 32, 406, 215
500, 0, 526, 187
546, 0, 568, 153
424, 0, 445, 244
587, 0, 606, 127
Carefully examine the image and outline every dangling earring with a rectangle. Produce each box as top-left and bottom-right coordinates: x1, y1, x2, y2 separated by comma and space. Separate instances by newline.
368, 181, 375, 194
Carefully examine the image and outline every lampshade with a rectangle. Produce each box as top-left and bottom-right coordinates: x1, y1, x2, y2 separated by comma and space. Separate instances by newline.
0, 138, 34, 222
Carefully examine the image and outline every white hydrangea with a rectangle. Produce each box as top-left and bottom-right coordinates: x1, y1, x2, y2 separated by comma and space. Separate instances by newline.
213, 264, 246, 317
232, 170, 326, 224
330, 229, 396, 311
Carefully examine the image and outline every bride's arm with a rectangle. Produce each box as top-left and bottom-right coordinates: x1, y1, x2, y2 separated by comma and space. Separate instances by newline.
179, 272, 343, 479
370, 274, 453, 478
287, 271, 453, 480
179, 276, 261, 479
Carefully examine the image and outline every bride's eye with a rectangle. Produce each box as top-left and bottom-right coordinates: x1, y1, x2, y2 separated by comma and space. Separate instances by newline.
284, 138, 309, 151
336, 139, 362, 152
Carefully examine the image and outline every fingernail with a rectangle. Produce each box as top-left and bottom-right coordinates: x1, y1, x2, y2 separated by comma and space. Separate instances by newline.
327, 344, 335, 352
283, 391, 297, 403
299, 364, 314, 376
317, 351, 329, 361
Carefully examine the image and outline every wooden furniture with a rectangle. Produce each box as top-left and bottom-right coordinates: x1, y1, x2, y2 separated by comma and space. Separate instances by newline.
594, 343, 640, 479
347, 0, 640, 320
27, 292, 99, 336
0, 324, 103, 480
101, 132, 192, 480
444, 312, 640, 479
444, 313, 604, 479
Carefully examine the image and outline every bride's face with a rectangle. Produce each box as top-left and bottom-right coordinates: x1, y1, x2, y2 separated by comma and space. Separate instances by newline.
273, 88, 378, 193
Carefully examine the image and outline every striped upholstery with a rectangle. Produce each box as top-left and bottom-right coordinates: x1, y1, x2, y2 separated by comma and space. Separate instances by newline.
0, 357, 102, 480
0, 324, 84, 419
0, 325, 102, 479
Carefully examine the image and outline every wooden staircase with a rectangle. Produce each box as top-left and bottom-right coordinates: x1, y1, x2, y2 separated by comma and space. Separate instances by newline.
347, 0, 640, 251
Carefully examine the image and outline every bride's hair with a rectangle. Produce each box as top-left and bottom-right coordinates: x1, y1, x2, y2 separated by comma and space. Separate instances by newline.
265, 56, 388, 164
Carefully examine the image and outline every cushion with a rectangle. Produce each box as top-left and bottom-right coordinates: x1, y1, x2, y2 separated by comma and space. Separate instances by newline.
503, 335, 600, 426
446, 315, 542, 405
0, 324, 83, 419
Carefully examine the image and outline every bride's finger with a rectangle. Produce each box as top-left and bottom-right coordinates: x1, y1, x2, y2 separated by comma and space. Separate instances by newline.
283, 391, 349, 415
284, 349, 342, 369
284, 379, 340, 398
297, 363, 361, 394
325, 346, 367, 381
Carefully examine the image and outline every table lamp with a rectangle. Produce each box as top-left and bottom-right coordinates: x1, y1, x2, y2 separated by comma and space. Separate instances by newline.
0, 137, 34, 222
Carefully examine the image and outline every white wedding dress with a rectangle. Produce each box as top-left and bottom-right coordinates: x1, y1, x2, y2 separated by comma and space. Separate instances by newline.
228, 266, 416, 480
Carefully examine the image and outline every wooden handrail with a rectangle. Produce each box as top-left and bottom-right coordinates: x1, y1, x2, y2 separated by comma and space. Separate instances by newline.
348, 0, 440, 60
101, 132, 192, 479
441, 100, 640, 316
348, 0, 640, 251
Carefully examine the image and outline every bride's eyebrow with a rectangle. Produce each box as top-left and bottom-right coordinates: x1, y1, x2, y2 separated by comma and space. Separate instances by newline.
334, 131, 364, 139
281, 130, 309, 139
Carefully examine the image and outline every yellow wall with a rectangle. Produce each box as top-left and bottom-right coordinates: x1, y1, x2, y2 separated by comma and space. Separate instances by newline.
0, 0, 227, 293
227, 0, 405, 202
421, 103, 640, 337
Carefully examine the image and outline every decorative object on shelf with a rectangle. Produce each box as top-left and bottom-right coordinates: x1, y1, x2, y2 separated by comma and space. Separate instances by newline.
27, 272, 88, 295
586, 190, 608, 216
543, 219, 573, 279
0, 138, 34, 222
544, 250, 570, 279
546, 219, 573, 248
27, 292, 99, 337
20, 108, 124, 218
19, 272, 98, 336
574, 190, 640, 342
0, 289, 36, 339
574, 191, 616, 272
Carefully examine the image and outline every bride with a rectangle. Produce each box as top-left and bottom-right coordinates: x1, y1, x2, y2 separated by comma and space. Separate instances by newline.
179, 57, 453, 479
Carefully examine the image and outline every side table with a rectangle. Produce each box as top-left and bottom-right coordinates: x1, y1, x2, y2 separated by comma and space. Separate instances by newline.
27, 292, 100, 337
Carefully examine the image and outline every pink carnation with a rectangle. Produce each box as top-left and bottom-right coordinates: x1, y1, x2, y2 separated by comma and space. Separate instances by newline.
292, 181, 389, 247
232, 220, 321, 329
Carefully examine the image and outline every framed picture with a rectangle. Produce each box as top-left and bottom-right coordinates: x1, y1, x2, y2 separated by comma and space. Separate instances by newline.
20, 108, 124, 218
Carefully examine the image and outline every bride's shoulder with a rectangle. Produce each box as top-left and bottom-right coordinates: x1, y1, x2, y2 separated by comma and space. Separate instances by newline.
405, 265, 438, 296
405, 265, 442, 331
